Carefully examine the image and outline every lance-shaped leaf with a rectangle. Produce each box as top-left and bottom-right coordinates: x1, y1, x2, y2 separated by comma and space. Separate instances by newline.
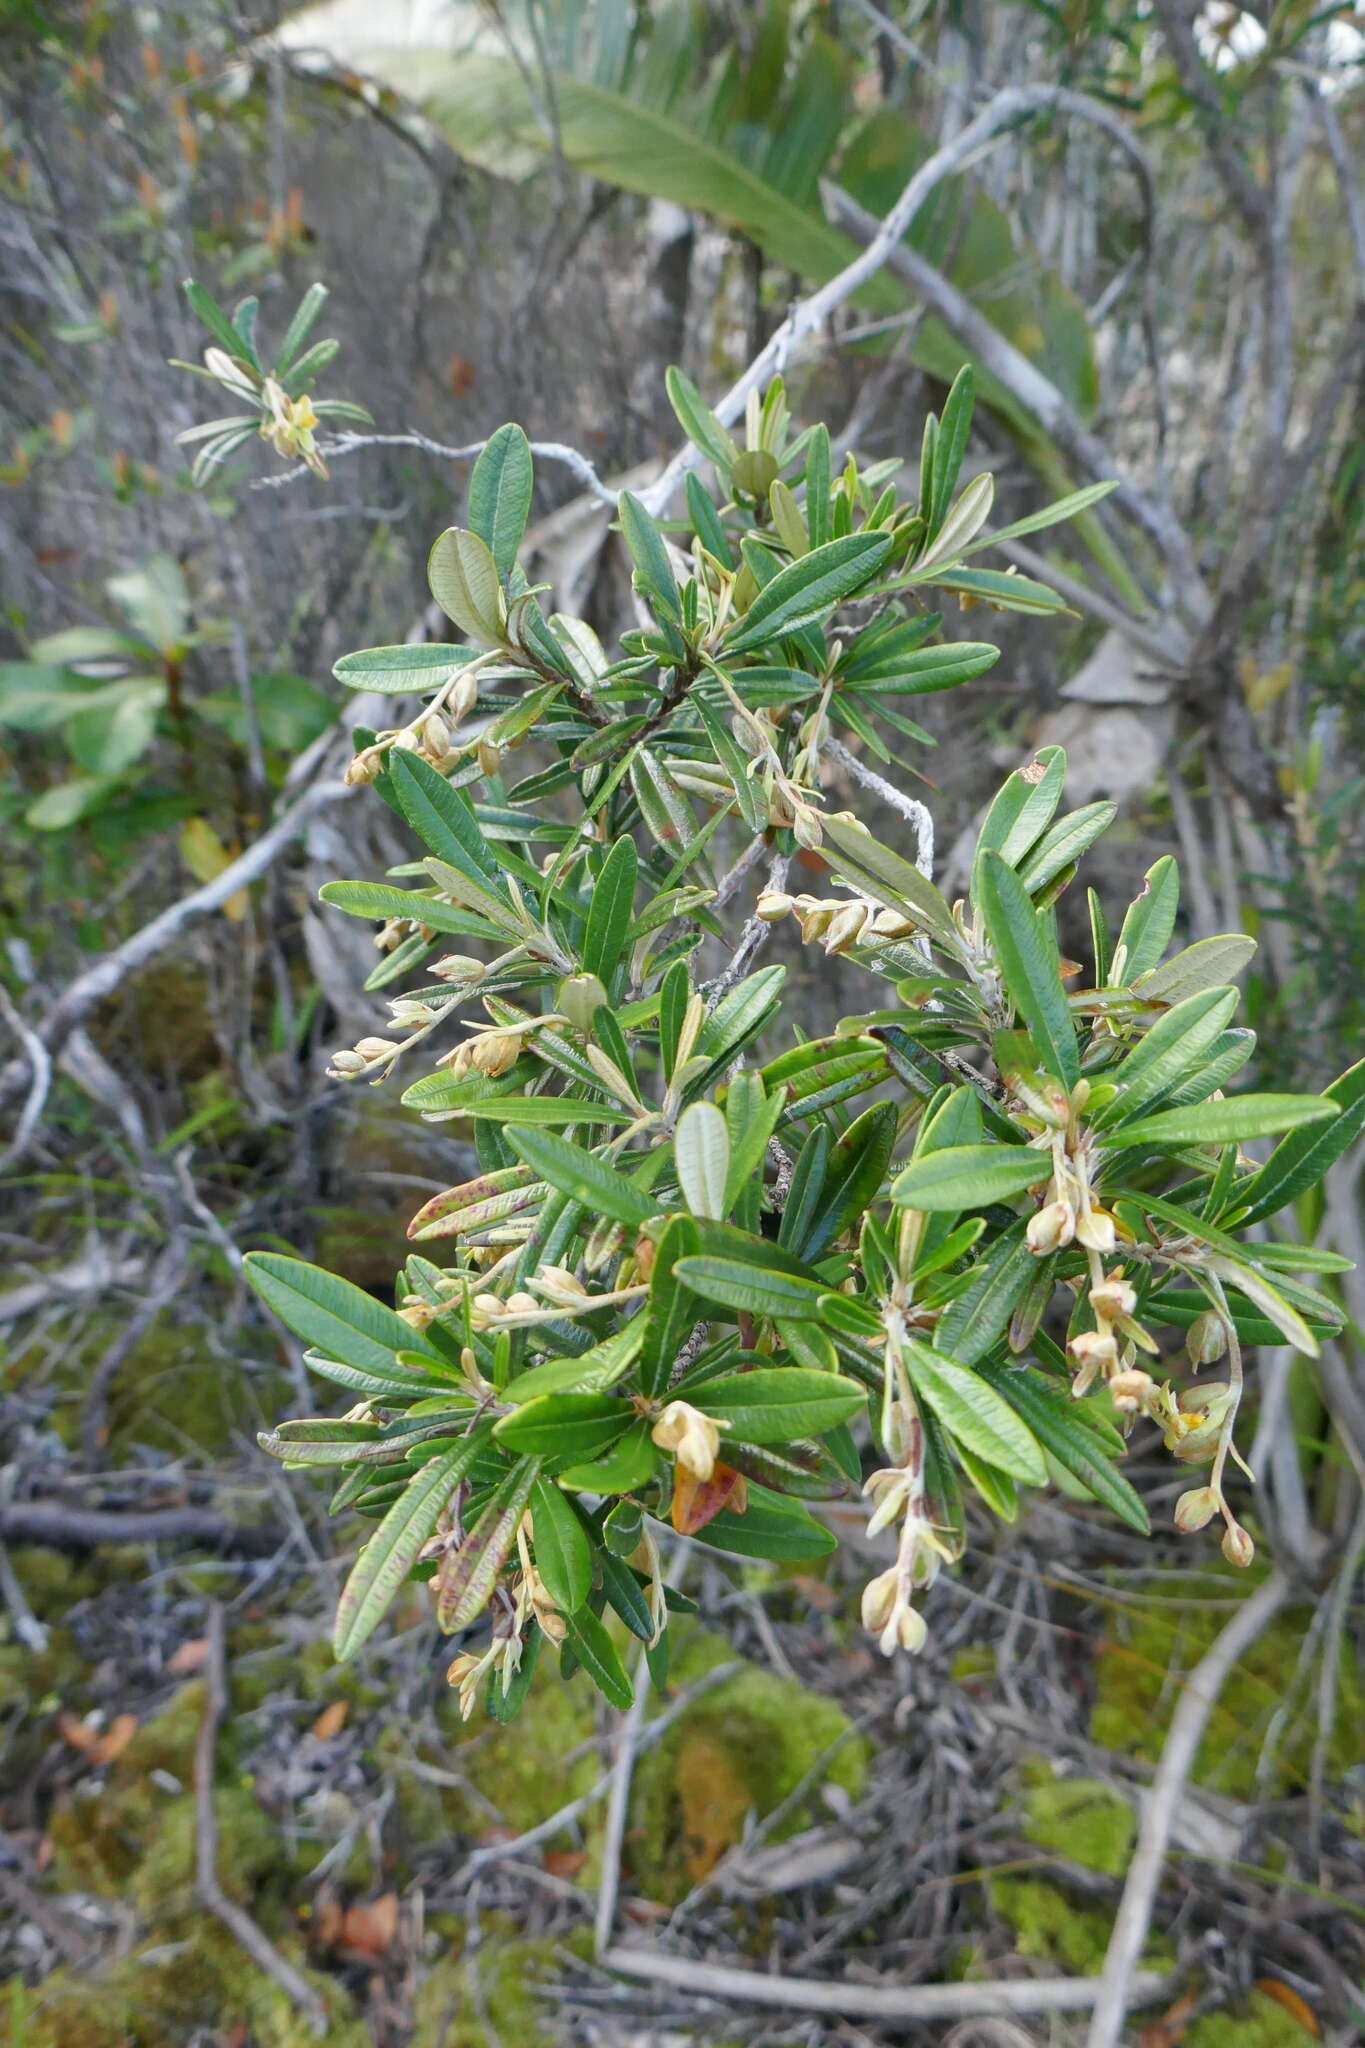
618, 491, 681, 620
820, 813, 958, 946
333, 1430, 489, 1660
494, 1391, 632, 1460
726, 531, 893, 652
1198, 1256, 1320, 1356
901, 1337, 1047, 1484
319, 878, 507, 941
675, 1101, 730, 1220
803, 1101, 897, 1259
505, 1127, 659, 1228
934, 1226, 1035, 1367
688, 1482, 837, 1560
1093, 986, 1240, 1127
389, 749, 505, 882
1234, 1057, 1365, 1227
1103, 1095, 1338, 1151
1137, 933, 1256, 1004
468, 423, 533, 576
333, 643, 481, 694
978, 850, 1078, 1089
1115, 856, 1179, 982
245, 1252, 442, 1378
891, 1144, 1048, 1213
428, 527, 506, 644
581, 834, 638, 983
564, 1607, 634, 1708
530, 1480, 592, 1613
694, 1369, 865, 1442
674, 1254, 829, 1321
975, 1362, 1149, 1533
438, 1457, 541, 1632
639, 1213, 702, 1399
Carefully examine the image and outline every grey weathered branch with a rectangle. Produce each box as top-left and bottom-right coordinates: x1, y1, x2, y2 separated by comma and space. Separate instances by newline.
0, 778, 349, 1120
1084, 1568, 1291, 2048
255, 429, 616, 505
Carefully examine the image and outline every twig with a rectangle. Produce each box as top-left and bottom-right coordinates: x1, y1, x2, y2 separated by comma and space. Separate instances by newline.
195, 1603, 328, 2031
0, 983, 52, 1174
601, 1946, 1168, 2022
594, 1643, 653, 1960
0, 1501, 281, 1554
825, 737, 934, 877
254, 429, 616, 505
0, 1472, 48, 1652
0, 779, 349, 1117
1084, 1568, 1291, 2048
701, 852, 790, 1011
1309, 1489, 1365, 1854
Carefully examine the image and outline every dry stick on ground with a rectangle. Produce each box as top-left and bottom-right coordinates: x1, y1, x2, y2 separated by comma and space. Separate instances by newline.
1084, 1567, 1292, 2048
195, 1602, 329, 2033
0, 1501, 281, 1555
599, 1947, 1169, 2025
0, 778, 349, 1121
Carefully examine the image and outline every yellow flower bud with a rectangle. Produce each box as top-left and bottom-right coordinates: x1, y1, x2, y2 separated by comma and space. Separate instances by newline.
1173, 1486, 1219, 1533
651, 1400, 726, 1482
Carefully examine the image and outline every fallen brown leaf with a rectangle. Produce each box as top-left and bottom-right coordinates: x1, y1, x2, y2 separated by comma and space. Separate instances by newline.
1254, 1980, 1319, 2037
310, 1700, 348, 1742
167, 1638, 208, 1674
341, 1891, 400, 1956
541, 1848, 586, 1879
89, 1714, 138, 1766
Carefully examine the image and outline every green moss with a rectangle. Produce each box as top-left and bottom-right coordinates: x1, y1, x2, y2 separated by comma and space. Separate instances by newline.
630, 1630, 869, 1900
1090, 1575, 1364, 1798
445, 1660, 602, 1839
18, 1916, 365, 2048
988, 1876, 1116, 1975
1185, 1988, 1316, 2045
1018, 1757, 1135, 1877
412, 1926, 566, 2048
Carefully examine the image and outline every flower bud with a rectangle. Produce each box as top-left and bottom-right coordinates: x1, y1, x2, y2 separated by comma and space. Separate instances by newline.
445, 1652, 480, 1687
1027, 1200, 1074, 1254
1069, 1329, 1119, 1374
433, 954, 484, 984
755, 890, 793, 922
860, 1568, 899, 1636
398, 1300, 436, 1332
557, 973, 607, 1036
451, 668, 480, 722
327, 1049, 369, 1077
791, 804, 824, 850
1090, 1276, 1137, 1323
344, 750, 382, 786
1108, 1368, 1155, 1414
1186, 1311, 1228, 1367
505, 1291, 540, 1317
476, 741, 501, 777
393, 727, 421, 752
631, 1233, 657, 1282
879, 1603, 928, 1658
651, 1400, 726, 1482
1075, 1204, 1117, 1253
423, 712, 453, 759
1173, 1486, 1219, 1533
822, 902, 869, 955
1221, 1521, 1255, 1568
470, 1030, 519, 1076
355, 1036, 400, 1061
870, 908, 918, 939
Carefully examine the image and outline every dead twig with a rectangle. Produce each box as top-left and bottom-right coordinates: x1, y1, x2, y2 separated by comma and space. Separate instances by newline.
0, 1501, 281, 1555
1084, 1568, 1292, 2048
195, 1602, 328, 2032
601, 1946, 1169, 2022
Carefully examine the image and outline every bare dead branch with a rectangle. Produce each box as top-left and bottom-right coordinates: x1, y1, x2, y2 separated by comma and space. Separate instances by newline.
0, 1501, 282, 1555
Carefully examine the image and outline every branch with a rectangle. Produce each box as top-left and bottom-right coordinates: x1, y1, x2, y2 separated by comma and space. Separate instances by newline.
0, 1501, 282, 1554
825, 738, 934, 877
1084, 1568, 1292, 2048
820, 180, 1203, 607
196, 1603, 328, 2032
602, 1946, 1169, 2023
254, 429, 616, 506
0, 779, 349, 1118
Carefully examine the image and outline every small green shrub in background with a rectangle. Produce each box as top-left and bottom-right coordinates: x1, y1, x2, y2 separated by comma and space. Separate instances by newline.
171, 285, 1362, 1720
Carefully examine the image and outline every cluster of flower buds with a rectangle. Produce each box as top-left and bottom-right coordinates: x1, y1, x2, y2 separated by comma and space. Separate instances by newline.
326, 1034, 403, 1081
344, 668, 483, 786
859, 1464, 955, 1658
755, 887, 917, 957
438, 1015, 551, 1081
1065, 1270, 1156, 1399
650, 1399, 727, 1483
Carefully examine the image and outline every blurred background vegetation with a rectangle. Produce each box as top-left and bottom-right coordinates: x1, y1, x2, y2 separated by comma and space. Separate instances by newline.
0, 2, 1361, 2044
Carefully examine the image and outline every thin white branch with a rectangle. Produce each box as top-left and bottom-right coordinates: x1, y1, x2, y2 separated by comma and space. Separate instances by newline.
0, 779, 350, 1116
825, 737, 934, 878
602, 1946, 1169, 2023
254, 430, 616, 505
1084, 1569, 1291, 2048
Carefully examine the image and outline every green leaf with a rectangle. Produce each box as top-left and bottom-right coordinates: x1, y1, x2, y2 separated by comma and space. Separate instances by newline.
332, 643, 480, 694
183, 277, 250, 360
244, 1252, 441, 1380
726, 531, 893, 652
581, 835, 638, 982
959, 479, 1118, 557
319, 879, 504, 941
977, 850, 1078, 1089
428, 527, 506, 644
274, 281, 329, 375
531, 1479, 592, 1613
1103, 1095, 1338, 1151
618, 491, 681, 620
891, 1144, 1047, 1212
688, 1483, 836, 1560
1095, 987, 1240, 1126
1015, 802, 1115, 895
665, 366, 737, 469
803, 1102, 897, 1259
820, 813, 957, 946
1115, 857, 1179, 982
494, 1392, 631, 1460
556, 1420, 657, 1493
920, 566, 1070, 616
675, 1101, 730, 1220
563, 1607, 634, 1708
468, 423, 534, 576
1235, 1058, 1365, 1227
599, 1552, 655, 1640
333, 1432, 487, 1660
639, 1214, 702, 1398
388, 749, 505, 882
934, 1227, 1035, 1367
975, 1363, 1149, 1533
901, 1338, 1047, 1483
505, 1128, 659, 1228
695, 1369, 864, 1442
929, 365, 974, 531
1138, 934, 1256, 1004
459, 1096, 633, 1127
674, 1255, 828, 1321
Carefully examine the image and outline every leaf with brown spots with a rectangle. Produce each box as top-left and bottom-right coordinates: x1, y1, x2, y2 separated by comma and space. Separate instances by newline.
670, 1461, 747, 1535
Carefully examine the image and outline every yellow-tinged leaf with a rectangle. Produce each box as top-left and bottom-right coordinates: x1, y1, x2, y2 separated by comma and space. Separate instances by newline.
179, 818, 246, 921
